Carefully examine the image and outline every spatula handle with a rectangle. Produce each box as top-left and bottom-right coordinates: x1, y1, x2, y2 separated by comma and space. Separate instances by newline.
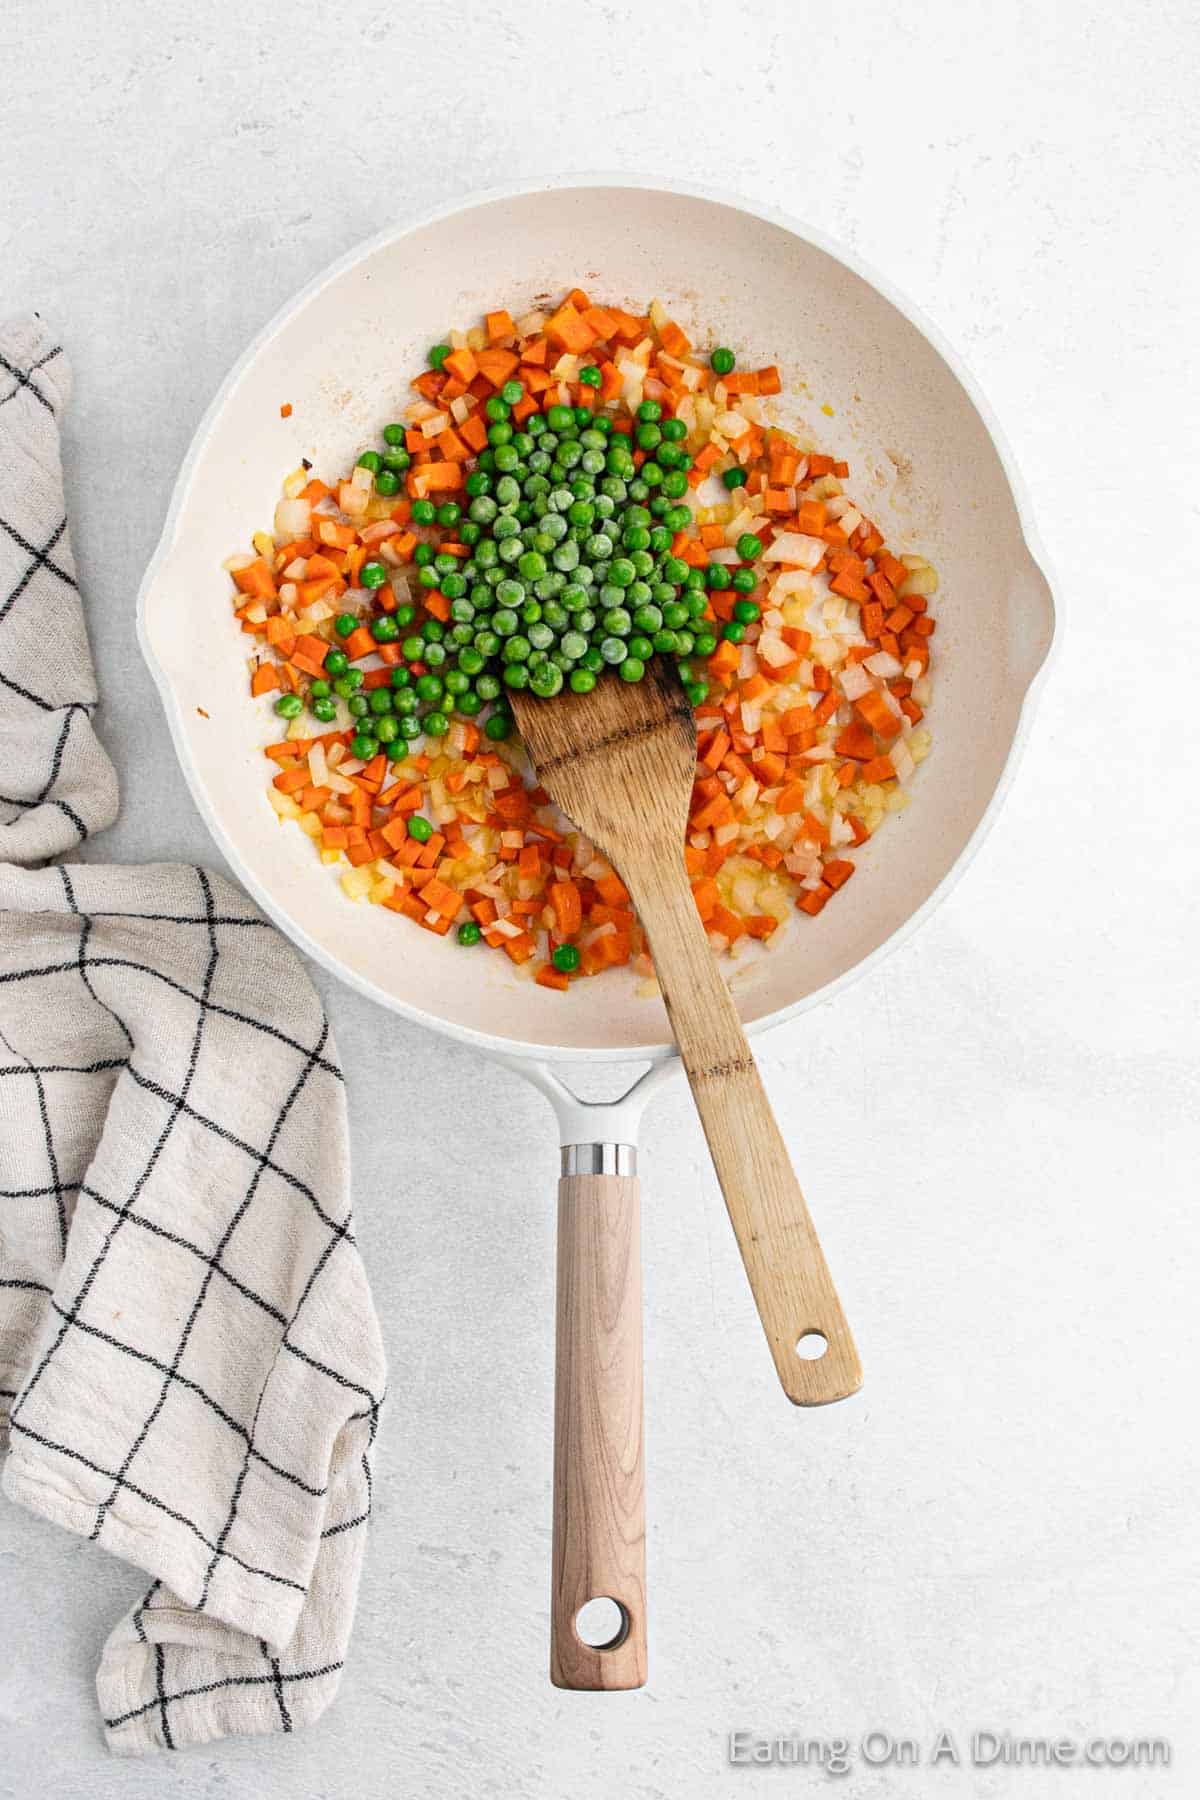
551, 1166, 647, 1690
635, 878, 862, 1406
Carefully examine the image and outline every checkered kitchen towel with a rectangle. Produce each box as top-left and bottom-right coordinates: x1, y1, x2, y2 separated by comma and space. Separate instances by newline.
0, 317, 387, 1754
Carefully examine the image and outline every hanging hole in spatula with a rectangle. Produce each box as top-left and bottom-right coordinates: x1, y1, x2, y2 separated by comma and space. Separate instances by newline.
795, 1330, 829, 1361
574, 1597, 630, 1651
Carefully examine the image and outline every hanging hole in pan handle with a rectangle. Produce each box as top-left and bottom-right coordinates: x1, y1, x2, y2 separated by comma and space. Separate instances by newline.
575, 1597, 631, 1651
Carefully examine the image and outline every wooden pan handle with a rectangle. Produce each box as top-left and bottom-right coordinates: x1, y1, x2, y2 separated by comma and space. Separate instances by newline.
551, 1167, 647, 1690
632, 872, 862, 1407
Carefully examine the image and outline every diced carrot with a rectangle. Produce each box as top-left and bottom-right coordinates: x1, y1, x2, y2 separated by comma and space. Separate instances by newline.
823, 860, 855, 890
691, 877, 720, 922
316, 519, 358, 550
486, 309, 516, 344
834, 722, 876, 760
744, 914, 779, 940
779, 705, 814, 738
474, 347, 521, 387
854, 690, 899, 739
343, 627, 376, 662
700, 728, 731, 769
549, 880, 582, 936
797, 883, 832, 916
442, 348, 477, 385
459, 413, 489, 453
232, 557, 277, 601
544, 302, 597, 355
535, 965, 570, 992
830, 569, 871, 603
860, 755, 896, 784
657, 320, 691, 357
775, 782, 808, 815
436, 426, 471, 462
250, 663, 279, 697
690, 791, 734, 831
594, 871, 629, 907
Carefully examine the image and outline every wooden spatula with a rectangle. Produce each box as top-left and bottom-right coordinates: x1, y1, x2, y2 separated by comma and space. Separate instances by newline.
512, 661, 860, 1686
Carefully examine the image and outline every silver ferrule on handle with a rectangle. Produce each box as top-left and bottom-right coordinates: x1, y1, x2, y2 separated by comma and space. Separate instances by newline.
561, 1144, 638, 1178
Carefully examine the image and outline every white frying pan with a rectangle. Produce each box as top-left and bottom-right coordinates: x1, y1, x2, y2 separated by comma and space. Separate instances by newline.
138, 176, 1057, 1690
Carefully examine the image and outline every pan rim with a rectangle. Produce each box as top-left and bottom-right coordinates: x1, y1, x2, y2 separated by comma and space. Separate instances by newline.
136, 170, 1060, 1065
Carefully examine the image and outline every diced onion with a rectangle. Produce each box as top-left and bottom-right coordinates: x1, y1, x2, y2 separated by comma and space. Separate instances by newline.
762, 532, 824, 569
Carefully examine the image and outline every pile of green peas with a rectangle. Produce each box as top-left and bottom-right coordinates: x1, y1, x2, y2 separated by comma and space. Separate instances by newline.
275, 351, 765, 766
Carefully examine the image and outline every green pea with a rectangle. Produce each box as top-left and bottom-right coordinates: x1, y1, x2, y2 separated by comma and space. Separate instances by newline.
348, 695, 370, 719
637, 400, 662, 423
374, 470, 400, 497
374, 716, 399, 745
733, 599, 761, 624
415, 674, 444, 702
411, 499, 436, 524
356, 449, 381, 473
660, 417, 688, 441
407, 814, 433, 843
578, 365, 601, 388
552, 943, 581, 973
458, 921, 483, 946
310, 695, 337, 723
529, 663, 563, 697
429, 344, 451, 369
484, 710, 513, 739
500, 379, 524, 405
371, 616, 399, 643
368, 689, 393, 715
736, 533, 763, 561
382, 422, 406, 446
619, 657, 646, 682
273, 693, 302, 719
350, 732, 379, 760
437, 501, 462, 528
722, 467, 747, 490
382, 448, 410, 472
710, 347, 735, 375
732, 568, 757, 594
722, 621, 747, 644
423, 710, 449, 737
569, 668, 597, 694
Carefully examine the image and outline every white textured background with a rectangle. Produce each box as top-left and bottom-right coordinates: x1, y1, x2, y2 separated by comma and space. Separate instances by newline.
3, 2, 1199, 1796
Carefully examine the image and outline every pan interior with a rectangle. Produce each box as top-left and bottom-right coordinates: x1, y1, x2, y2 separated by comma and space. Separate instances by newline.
142, 183, 1053, 1058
